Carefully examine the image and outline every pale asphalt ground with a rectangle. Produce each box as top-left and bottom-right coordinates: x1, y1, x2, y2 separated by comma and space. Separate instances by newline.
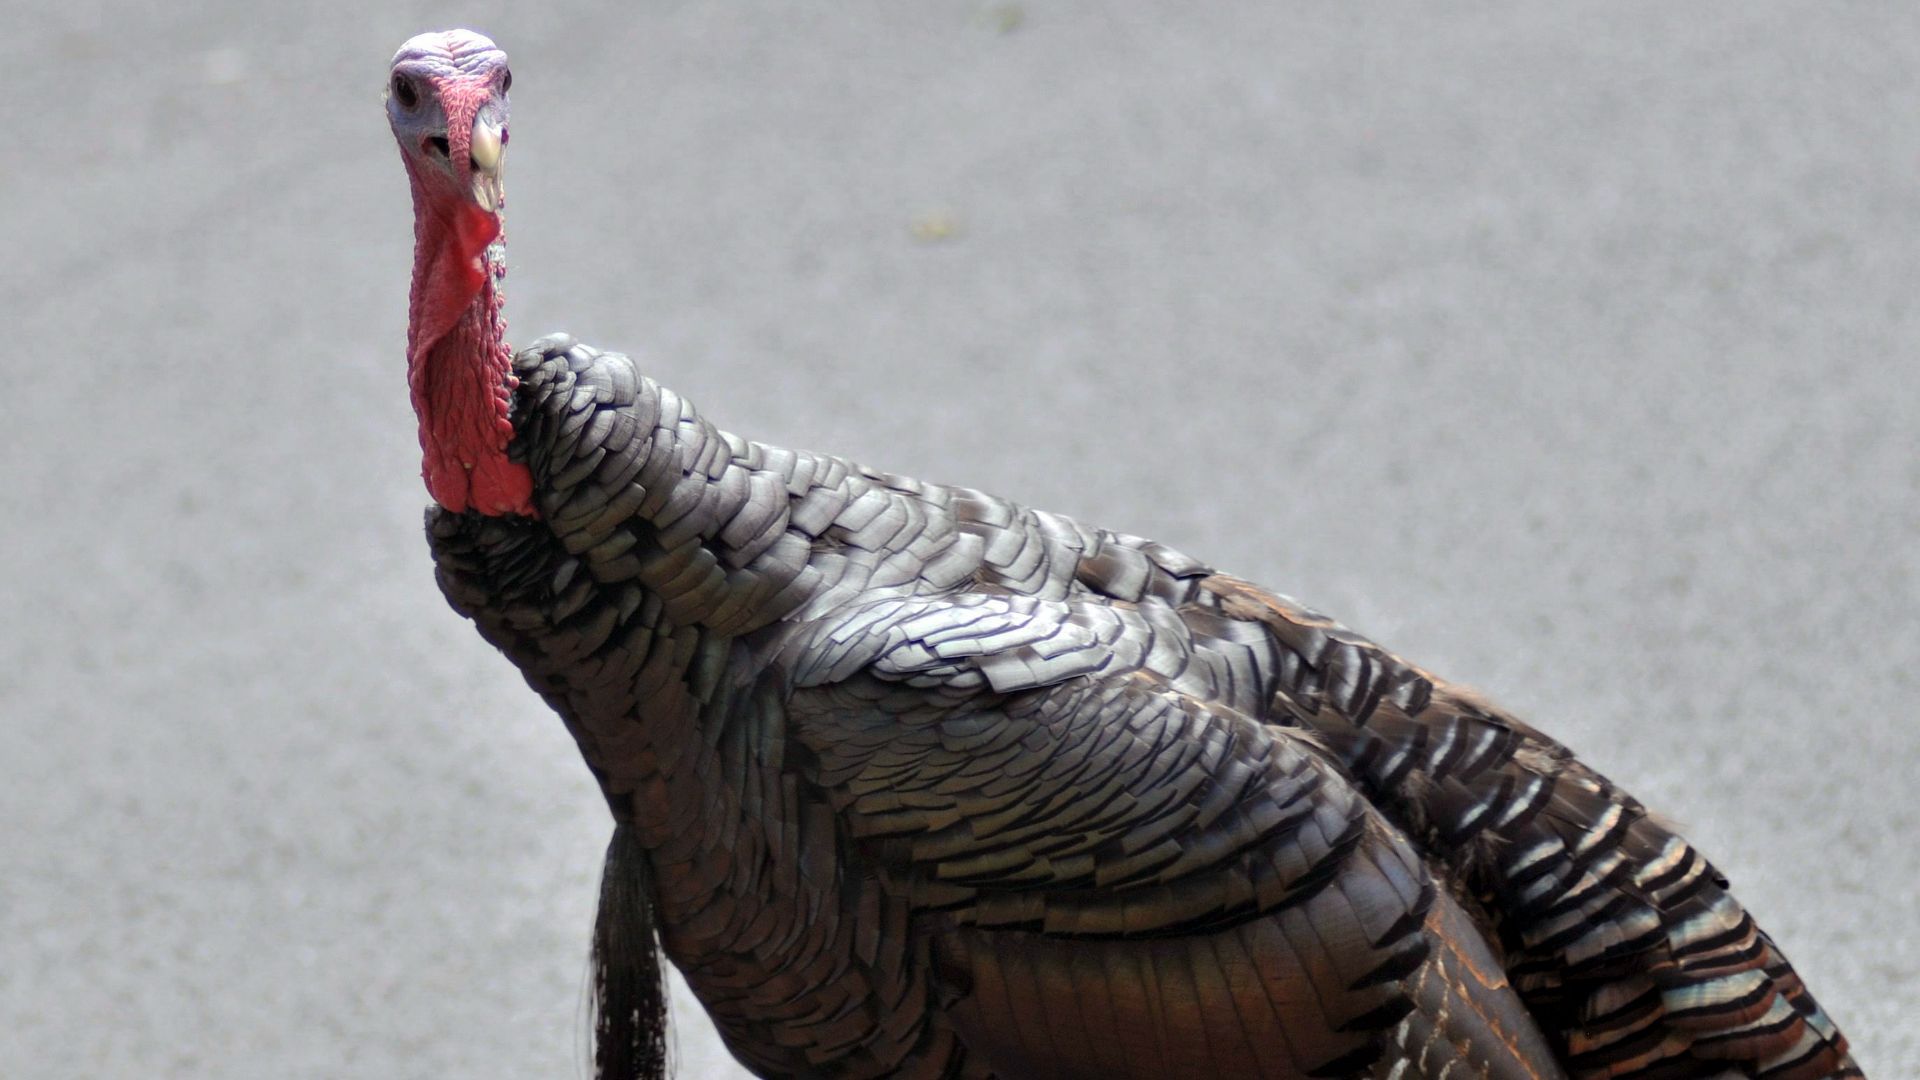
2, 3, 1914, 1076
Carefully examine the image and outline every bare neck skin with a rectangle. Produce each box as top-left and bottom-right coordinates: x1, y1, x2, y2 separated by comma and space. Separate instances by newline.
406, 194, 531, 516
391, 30, 533, 517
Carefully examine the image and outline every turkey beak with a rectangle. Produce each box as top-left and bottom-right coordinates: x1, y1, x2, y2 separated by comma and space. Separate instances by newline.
469, 113, 505, 214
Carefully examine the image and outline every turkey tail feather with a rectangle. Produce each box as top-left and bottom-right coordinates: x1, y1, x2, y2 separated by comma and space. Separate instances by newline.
592, 823, 671, 1080
1200, 576, 1860, 1078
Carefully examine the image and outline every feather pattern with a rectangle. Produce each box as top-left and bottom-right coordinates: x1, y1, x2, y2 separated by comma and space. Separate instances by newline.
428, 336, 1859, 1079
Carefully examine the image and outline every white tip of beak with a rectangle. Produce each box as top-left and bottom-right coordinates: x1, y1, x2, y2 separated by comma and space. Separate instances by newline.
471, 115, 504, 175
472, 170, 500, 213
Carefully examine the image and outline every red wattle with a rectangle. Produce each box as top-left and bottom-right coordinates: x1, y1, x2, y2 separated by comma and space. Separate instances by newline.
406, 195, 535, 519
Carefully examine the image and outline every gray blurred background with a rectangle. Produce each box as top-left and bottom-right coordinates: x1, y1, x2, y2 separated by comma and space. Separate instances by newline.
2, 2, 1914, 1076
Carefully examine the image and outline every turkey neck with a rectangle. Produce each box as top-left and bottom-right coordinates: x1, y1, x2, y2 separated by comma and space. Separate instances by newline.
436, 339, 865, 924
405, 190, 534, 517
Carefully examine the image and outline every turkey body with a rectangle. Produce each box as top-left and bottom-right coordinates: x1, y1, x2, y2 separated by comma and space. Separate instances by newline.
429, 336, 1858, 1080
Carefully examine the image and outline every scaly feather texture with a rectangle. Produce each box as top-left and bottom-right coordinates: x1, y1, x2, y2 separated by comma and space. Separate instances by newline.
423, 336, 1862, 1079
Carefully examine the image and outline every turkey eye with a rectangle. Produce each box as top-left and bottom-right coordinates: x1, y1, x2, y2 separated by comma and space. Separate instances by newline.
392, 73, 419, 108
502, 68, 512, 93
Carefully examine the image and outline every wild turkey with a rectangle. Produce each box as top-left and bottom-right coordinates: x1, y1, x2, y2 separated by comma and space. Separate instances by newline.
386, 29, 1861, 1080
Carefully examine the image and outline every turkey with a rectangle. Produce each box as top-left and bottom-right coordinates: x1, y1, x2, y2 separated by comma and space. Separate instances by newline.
386, 29, 1860, 1080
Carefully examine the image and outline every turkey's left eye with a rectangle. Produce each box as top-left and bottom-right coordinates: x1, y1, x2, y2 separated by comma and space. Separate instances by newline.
392, 74, 419, 108
501, 68, 513, 93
